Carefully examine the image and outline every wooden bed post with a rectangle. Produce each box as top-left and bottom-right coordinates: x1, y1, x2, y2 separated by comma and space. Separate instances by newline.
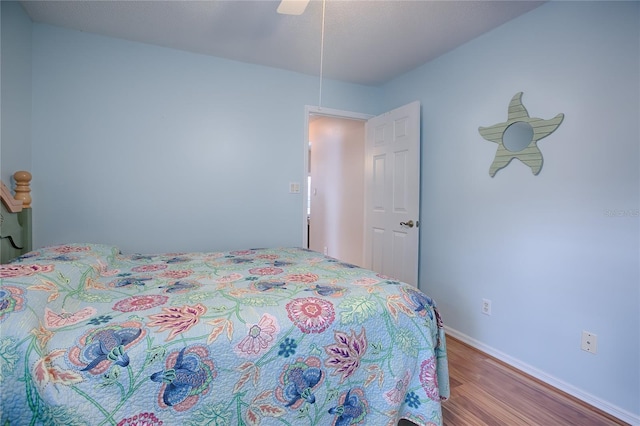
13, 171, 32, 208
0, 171, 33, 262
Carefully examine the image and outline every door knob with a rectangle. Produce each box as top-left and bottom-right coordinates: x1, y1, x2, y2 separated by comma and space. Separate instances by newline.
400, 220, 414, 228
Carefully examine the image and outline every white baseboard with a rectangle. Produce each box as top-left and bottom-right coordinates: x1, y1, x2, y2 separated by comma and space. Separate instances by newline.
444, 326, 640, 426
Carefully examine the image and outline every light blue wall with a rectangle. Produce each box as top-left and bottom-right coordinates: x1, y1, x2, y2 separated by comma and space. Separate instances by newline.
4, 0, 638, 421
382, 1, 639, 419
31, 24, 381, 254
0, 1, 31, 184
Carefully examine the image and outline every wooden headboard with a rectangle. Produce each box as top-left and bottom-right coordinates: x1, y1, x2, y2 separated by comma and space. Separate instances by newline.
1, 171, 32, 263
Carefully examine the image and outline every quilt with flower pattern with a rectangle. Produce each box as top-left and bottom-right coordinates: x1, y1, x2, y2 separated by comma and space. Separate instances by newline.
0, 244, 449, 426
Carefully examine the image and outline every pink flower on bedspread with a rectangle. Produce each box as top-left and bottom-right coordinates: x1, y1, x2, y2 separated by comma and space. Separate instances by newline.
147, 304, 207, 341
131, 264, 168, 273
94, 260, 120, 277
0, 286, 25, 321
51, 245, 91, 253
323, 328, 368, 383
31, 323, 54, 348
376, 273, 396, 280
249, 266, 284, 276
114, 295, 168, 312
256, 253, 279, 260
117, 412, 163, 426
285, 272, 319, 283
45, 307, 97, 328
216, 273, 243, 283
419, 356, 440, 401
231, 250, 255, 256
235, 313, 280, 357
159, 269, 193, 279
383, 370, 411, 405
352, 277, 379, 286
33, 349, 83, 389
0, 263, 54, 278
286, 297, 335, 334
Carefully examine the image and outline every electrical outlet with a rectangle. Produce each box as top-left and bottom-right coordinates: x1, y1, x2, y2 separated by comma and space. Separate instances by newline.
581, 331, 597, 354
323, 246, 328, 255
481, 298, 492, 315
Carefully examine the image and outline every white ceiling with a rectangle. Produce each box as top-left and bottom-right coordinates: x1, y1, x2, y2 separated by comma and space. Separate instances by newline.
20, 0, 545, 86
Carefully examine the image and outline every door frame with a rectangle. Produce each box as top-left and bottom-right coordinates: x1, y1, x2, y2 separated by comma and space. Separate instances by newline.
302, 105, 373, 250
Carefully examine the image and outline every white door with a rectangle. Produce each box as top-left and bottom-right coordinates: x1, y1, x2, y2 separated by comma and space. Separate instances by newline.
363, 101, 421, 287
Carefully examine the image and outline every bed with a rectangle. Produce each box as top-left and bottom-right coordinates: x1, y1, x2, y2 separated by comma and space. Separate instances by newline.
0, 172, 449, 426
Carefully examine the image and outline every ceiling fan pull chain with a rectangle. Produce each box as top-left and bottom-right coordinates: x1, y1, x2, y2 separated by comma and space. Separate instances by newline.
318, 0, 326, 109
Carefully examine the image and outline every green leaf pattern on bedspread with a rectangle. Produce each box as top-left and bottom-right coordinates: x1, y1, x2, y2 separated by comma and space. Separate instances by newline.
0, 244, 449, 426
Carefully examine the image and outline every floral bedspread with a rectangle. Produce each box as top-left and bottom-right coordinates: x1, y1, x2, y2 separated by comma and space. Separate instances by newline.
0, 244, 449, 426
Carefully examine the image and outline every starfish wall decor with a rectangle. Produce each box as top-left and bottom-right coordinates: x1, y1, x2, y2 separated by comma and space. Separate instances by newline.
479, 92, 564, 177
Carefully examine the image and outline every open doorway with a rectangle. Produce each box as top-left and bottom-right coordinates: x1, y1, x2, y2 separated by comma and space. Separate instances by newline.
303, 107, 372, 267
303, 102, 421, 286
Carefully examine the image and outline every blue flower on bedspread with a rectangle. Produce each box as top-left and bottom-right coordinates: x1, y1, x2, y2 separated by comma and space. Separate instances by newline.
48, 254, 78, 261
12, 250, 40, 261
403, 287, 435, 317
342, 263, 358, 268
403, 288, 445, 334
306, 284, 345, 297
328, 387, 368, 426
68, 321, 145, 374
87, 315, 112, 326
228, 257, 254, 264
0, 286, 25, 322
278, 338, 297, 358
150, 345, 216, 412
110, 276, 152, 288
275, 356, 324, 409
129, 254, 155, 261
405, 391, 421, 409
253, 280, 287, 292
163, 280, 201, 294
164, 256, 190, 264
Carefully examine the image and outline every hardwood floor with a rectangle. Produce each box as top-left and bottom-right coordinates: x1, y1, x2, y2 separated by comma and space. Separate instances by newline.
440, 335, 628, 426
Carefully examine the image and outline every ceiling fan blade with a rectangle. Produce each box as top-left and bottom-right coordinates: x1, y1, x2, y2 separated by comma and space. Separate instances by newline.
277, 0, 310, 15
